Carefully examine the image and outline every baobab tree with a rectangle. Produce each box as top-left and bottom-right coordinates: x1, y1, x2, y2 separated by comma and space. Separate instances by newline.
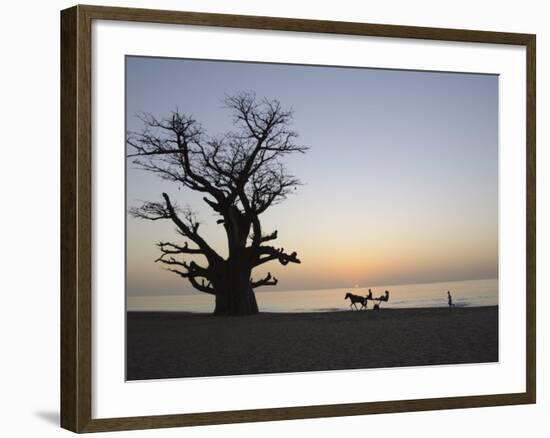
127, 92, 308, 315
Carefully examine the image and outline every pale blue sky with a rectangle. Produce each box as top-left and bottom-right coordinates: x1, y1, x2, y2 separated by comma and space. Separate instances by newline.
126, 56, 498, 296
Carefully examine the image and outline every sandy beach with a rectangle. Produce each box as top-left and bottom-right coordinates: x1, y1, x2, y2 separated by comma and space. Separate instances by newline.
126, 306, 498, 380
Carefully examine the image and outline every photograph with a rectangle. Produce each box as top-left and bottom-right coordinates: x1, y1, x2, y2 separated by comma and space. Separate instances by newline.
125, 56, 499, 381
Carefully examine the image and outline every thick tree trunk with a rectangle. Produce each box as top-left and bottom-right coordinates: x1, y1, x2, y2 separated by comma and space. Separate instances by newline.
214, 287, 258, 316
213, 260, 258, 316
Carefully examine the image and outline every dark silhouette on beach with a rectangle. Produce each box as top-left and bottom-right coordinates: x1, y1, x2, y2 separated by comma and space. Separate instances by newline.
366, 289, 373, 301
372, 290, 390, 310
447, 291, 455, 307
128, 92, 308, 315
345, 289, 390, 311
345, 292, 368, 310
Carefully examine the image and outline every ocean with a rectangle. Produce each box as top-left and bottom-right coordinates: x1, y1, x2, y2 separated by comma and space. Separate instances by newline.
127, 277, 498, 313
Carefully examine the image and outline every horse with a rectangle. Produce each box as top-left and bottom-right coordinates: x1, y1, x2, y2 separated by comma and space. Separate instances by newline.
345, 292, 367, 310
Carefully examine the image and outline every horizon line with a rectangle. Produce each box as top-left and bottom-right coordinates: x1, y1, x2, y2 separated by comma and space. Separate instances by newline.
128, 275, 498, 298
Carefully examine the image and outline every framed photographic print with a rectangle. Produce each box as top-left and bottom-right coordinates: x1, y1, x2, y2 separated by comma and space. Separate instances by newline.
60, 4, 536, 433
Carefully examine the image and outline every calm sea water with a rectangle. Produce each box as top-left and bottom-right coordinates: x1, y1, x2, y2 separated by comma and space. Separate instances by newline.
127, 278, 498, 313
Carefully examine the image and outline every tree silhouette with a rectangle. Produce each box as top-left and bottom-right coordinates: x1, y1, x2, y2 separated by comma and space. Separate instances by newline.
128, 92, 308, 315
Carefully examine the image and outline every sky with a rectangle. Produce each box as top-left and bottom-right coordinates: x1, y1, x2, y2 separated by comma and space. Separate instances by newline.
126, 56, 498, 297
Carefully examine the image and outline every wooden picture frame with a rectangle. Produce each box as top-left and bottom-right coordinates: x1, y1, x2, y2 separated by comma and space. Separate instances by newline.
61, 4, 536, 433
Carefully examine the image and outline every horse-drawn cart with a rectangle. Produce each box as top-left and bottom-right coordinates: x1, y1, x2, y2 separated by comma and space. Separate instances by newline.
345, 290, 390, 310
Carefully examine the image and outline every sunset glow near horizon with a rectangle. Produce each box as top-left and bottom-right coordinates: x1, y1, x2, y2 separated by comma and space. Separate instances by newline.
126, 56, 498, 297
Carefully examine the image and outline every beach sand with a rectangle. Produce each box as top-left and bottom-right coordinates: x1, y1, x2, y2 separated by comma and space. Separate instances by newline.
126, 306, 498, 380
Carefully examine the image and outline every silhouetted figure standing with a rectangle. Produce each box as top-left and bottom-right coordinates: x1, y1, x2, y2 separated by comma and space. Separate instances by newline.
447, 291, 454, 307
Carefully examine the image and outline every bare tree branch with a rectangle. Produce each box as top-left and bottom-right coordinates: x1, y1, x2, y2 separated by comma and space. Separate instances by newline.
255, 245, 301, 266
250, 272, 278, 288
252, 230, 278, 243
155, 241, 204, 259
